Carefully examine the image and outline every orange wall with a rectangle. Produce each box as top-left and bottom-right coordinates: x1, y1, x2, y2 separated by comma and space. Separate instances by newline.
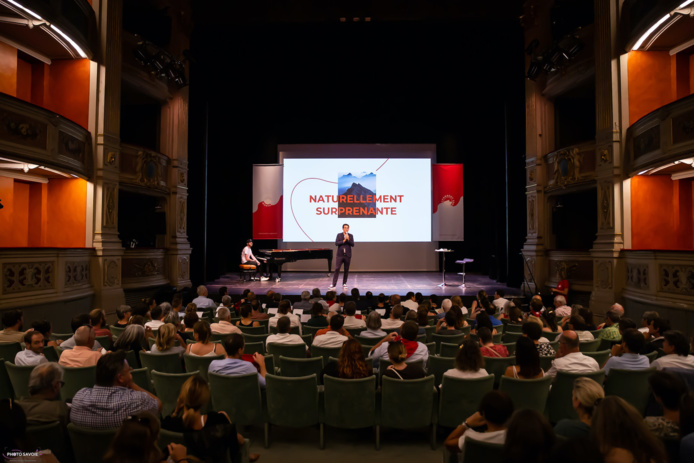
16, 59, 32, 102
45, 178, 87, 247
0, 42, 17, 97
45, 59, 91, 129
631, 175, 694, 250
0, 177, 29, 247
28, 183, 48, 247
31, 63, 48, 107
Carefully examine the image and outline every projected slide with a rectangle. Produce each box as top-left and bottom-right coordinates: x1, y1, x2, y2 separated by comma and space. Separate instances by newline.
283, 158, 431, 242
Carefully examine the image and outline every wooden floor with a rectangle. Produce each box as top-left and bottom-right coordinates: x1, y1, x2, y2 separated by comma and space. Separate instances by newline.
207, 271, 522, 299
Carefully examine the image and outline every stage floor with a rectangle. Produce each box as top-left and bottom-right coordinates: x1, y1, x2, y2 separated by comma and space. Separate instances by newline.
207, 271, 522, 298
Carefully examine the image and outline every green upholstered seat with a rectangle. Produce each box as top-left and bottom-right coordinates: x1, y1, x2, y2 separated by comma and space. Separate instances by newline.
94, 335, 112, 351
546, 370, 605, 423
578, 339, 601, 352
438, 374, 494, 429
130, 367, 152, 392
109, 325, 126, 338
427, 356, 456, 387
67, 423, 117, 463
582, 349, 611, 367
43, 346, 60, 362
243, 342, 265, 356
267, 343, 307, 368
0, 359, 14, 400
183, 353, 224, 381
355, 335, 381, 347
482, 356, 516, 387
345, 328, 366, 338
462, 439, 504, 463
5, 361, 34, 399
238, 325, 267, 335
151, 370, 199, 417
498, 374, 553, 413
50, 333, 73, 342
27, 421, 72, 463
0, 342, 22, 363
432, 333, 466, 354
243, 333, 269, 345
61, 365, 96, 402
502, 342, 516, 356
380, 375, 437, 449
440, 343, 461, 358
502, 332, 522, 344
279, 356, 323, 379
265, 373, 323, 448
539, 355, 555, 372
604, 367, 656, 416
323, 375, 378, 448
310, 345, 342, 364
140, 351, 184, 374
208, 371, 266, 431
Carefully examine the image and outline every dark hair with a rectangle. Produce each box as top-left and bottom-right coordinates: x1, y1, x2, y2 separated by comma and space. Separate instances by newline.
171, 295, 182, 308
342, 223, 349, 228
652, 318, 671, 335
223, 333, 245, 356
680, 392, 694, 436
605, 310, 620, 324
240, 303, 252, 318
649, 371, 686, 410
475, 311, 493, 332
351, 288, 360, 298
277, 316, 291, 334
578, 307, 595, 327
344, 301, 357, 316
449, 306, 465, 329
312, 288, 321, 298
515, 337, 542, 378
664, 330, 690, 356
330, 314, 344, 330
478, 391, 514, 426
150, 305, 162, 321
278, 299, 291, 314
496, 289, 505, 298
193, 320, 211, 343
0, 398, 30, 453
522, 320, 542, 341
478, 326, 493, 344
569, 315, 587, 331
338, 339, 370, 379
456, 339, 484, 372
183, 311, 199, 329
618, 317, 637, 332
31, 320, 51, 337
311, 302, 324, 317
642, 311, 660, 325
503, 409, 556, 463
530, 299, 544, 313
103, 412, 163, 463
338, 293, 347, 303
1, 309, 22, 329
400, 321, 418, 341
70, 313, 91, 333
96, 351, 128, 386
219, 286, 228, 297
444, 310, 457, 327
116, 305, 132, 319
416, 306, 429, 326
508, 306, 523, 324
621, 328, 645, 353
541, 311, 559, 331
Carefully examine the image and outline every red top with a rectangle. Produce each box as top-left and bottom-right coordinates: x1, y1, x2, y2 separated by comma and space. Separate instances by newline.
556, 279, 569, 292
481, 344, 509, 358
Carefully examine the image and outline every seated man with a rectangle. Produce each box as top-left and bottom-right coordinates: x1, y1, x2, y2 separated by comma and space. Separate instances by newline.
652, 330, 694, 370
144, 305, 165, 330
209, 333, 267, 387
597, 310, 622, 341
17, 363, 69, 427
0, 309, 28, 343
71, 351, 161, 428
553, 295, 572, 318
380, 304, 404, 330
603, 328, 650, 375
293, 291, 313, 312
401, 292, 419, 313
268, 299, 302, 334
210, 307, 242, 335
565, 315, 594, 341
342, 301, 366, 329
437, 311, 463, 335
241, 239, 269, 281
216, 295, 234, 318
59, 313, 103, 351
369, 321, 429, 367
266, 316, 307, 347
15, 331, 48, 366
311, 315, 349, 348
641, 317, 670, 355
191, 285, 217, 309
58, 326, 103, 367
90, 309, 113, 340
445, 391, 514, 455
546, 330, 599, 378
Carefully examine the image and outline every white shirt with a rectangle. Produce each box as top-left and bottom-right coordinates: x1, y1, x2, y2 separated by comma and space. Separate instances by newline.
381, 318, 404, 329
492, 298, 510, 315
266, 333, 307, 346
14, 350, 48, 366
576, 330, 594, 341
555, 305, 572, 318
241, 246, 257, 264
145, 320, 165, 330
311, 331, 349, 348
191, 296, 216, 309
343, 316, 366, 329
268, 313, 302, 334
328, 303, 341, 313
546, 352, 600, 377
443, 368, 490, 380
652, 354, 694, 371
459, 429, 506, 453
402, 300, 419, 312
210, 320, 242, 335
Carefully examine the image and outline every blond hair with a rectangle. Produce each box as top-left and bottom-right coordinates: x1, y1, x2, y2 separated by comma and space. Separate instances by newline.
573, 377, 604, 417
173, 375, 210, 429
154, 323, 176, 352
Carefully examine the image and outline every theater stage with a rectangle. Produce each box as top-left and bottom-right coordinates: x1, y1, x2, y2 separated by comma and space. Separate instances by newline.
207, 271, 523, 299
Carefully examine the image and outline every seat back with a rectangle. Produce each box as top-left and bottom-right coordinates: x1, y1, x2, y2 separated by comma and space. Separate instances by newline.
109, 325, 126, 338
265, 373, 319, 427
539, 355, 555, 372
279, 356, 323, 378
498, 375, 553, 413
645, 350, 658, 363
505, 323, 523, 333
438, 375, 494, 428
546, 370, 605, 423
266, 343, 306, 366
27, 421, 71, 463
355, 335, 380, 347
243, 333, 269, 345
151, 370, 199, 417
43, 346, 60, 362
432, 333, 465, 353
427, 356, 455, 386
462, 439, 505, 463
130, 367, 152, 392
61, 365, 96, 402
302, 325, 323, 337
211, 333, 232, 343
140, 351, 184, 374
0, 342, 22, 362
269, 325, 301, 335
5, 361, 35, 399
323, 375, 377, 429
310, 345, 342, 364
158, 428, 186, 453
244, 342, 265, 355
604, 367, 656, 416
378, 359, 425, 385
482, 356, 516, 387
380, 375, 435, 429
582, 349, 611, 366
440, 343, 461, 358
208, 371, 265, 426
345, 328, 365, 338
67, 423, 118, 463
94, 335, 112, 351
502, 342, 516, 356
50, 333, 73, 342
238, 325, 267, 335
424, 325, 435, 343
0, 359, 14, 400
578, 339, 601, 352
502, 332, 522, 344
183, 353, 224, 381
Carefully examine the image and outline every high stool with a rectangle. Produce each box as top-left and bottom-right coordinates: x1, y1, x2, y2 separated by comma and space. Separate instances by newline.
239, 264, 257, 281
456, 258, 474, 288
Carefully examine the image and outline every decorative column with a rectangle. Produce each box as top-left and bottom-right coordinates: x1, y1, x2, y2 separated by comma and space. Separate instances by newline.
161, 88, 192, 289
90, 0, 125, 309
589, 0, 625, 313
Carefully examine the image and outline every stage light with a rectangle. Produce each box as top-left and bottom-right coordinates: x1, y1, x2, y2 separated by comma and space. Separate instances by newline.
50, 24, 86, 58
526, 59, 542, 80
632, 14, 670, 50
6, 0, 43, 21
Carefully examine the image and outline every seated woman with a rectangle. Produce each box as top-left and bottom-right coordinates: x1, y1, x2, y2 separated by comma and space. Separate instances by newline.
443, 339, 490, 381
554, 377, 604, 439
112, 324, 148, 367
436, 311, 463, 336
478, 327, 508, 357
150, 323, 186, 358
472, 311, 498, 336
236, 303, 261, 328
323, 338, 373, 379
503, 409, 556, 463
644, 370, 686, 439
504, 336, 544, 379
104, 411, 188, 463
383, 341, 426, 380
469, 290, 490, 318
185, 321, 226, 357
404, 311, 426, 335
506, 305, 524, 325
360, 311, 387, 338
162, 375, 259, 463
541, 310, 562, 333
592, 396, 666, 463
305, 302, 329, 328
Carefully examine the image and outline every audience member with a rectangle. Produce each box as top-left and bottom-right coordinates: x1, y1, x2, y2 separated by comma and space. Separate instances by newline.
216, 295, 233, 318
564, 315, 594, 341
546, 330, 599, 378
541, 310, 562, 333
492, 289, 511, 316
578, 307, 597, 330
381, 304, 404, 329
360, 311, 387, 338
114, 305, 132, 328
436, 311, 463, 335
71, 351, 161, 429
644, 371, 686, 439
312, 315, 350, 348
603, 328, 650, 375
293, 291, 313, 312
150, 323, 186, 358
31, 320, 61, 348
185, 321, 226, 357
210, 307, 242, 335
0, 309, 27, 343
642, 317, 670, 355
478, 327, 508, 357
342, 301, 366, 329
523, 319, 555, 356
112, 324, 148, 367
383, 341, 427, 379
652, 330, 694, 370
401, 292, 418, 313
15, 331, 48, 366
472, 311, 498, 335
553, 295, 571, 318
209, 334, 267, 387
60, 313, 103, 351
369, 321, 428, 366
305, 302, 329, 327
639, 310, 660, 334
554, 377, 604, 438
503, 409, 556, 463
250, 299, 268, 320
268, 299, 302, 334
191, 285, 216, 309
236, 303, 261, 328
505, 336, 544, 379
103, 411, 187, 463
90, 309, 113, 340
323, 338, 372, 379
266, 316, 307, 347
59, 326, 102, 367
443, 339, 489, 381
597, 310, 622, 342
16, 362, 69, 427
0, 398, 59, 463
309, 288, 329, 311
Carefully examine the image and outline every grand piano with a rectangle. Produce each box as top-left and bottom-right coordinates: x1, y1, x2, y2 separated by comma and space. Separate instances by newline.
258, 248, 333, 281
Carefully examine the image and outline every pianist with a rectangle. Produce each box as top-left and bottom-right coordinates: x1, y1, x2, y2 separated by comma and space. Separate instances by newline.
241, 239, 269, 281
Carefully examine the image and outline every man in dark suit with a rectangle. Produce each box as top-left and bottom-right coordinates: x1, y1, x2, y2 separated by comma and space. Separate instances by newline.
330, 223, 354, 289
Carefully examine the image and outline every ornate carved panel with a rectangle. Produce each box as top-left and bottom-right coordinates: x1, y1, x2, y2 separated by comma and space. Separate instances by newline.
599, 181, 613, 230
626, 263, 649, 290
103, 259, 121, 287
177, 198, 187, 235
103, 183, 117, 228
3, 262, 54, 293
122, 257, 166, 278
178, 169, 187, 187
65, 261, 90, 287
0, 108, 47, 149
527, 195, 536, 234
633, 125, 660, 159
595, 260, 613, 290
58, 131, 85, 164
660, 264, 694, 295
178, 256, 189, 281
672, 108, 694, 145
552, 147, 584, 187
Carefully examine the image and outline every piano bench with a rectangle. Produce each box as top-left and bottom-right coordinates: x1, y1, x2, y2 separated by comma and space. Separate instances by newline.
239, 264, 256, 281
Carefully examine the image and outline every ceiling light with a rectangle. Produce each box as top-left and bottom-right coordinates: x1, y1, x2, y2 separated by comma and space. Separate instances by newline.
632, 14, 670, 50
50, 24, 86, 58
6, 0, 44, 21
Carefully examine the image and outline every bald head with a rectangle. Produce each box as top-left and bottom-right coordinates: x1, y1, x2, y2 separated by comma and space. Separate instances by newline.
74, 325, 95, 348
610, 303, 624, 317
559, 330, 579, 354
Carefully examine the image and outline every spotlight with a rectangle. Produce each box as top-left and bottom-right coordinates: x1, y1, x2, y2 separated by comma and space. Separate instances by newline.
526, 59, 542, 80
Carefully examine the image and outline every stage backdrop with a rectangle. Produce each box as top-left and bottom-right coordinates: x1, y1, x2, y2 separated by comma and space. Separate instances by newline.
432, 163, 464, 241
252, 164, 283, 240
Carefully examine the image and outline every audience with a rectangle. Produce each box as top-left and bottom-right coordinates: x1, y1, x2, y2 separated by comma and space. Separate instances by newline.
597, 310, 622, 341
31, 320, 61, 347
642, 317, 670, 355
478, 327, 508, 357
266, 316, 307, 347
103, 411, 187, 463
523, 320, 555, 356
383, 341, 427, 379
15, 331, 48, 366
305, 302, 329, 327
603, 328, 649, 375
150, 323, 186, 358
268, 299, 302, 334
16, 362, 69, 427
236, 303, 261, 328
0, 309, 28, 343
89, 309, 113, 340
369, 321, 429, 367
342, 301, 366, 329
380, 304, 404, 329
191, 285, 216, 309
504, 336, 544, 379
546, 330, 599, 378
312, 314, 350, 348
323, 338, 373, 379
144, 305, 165, 330
436, 310, 463, 335
644, 370, 687, 439
652, 330, 694, 370
443, 339, 489, 381
503, 409, 556, 463
554, 377, 604, 438
360, 311, 387, 337
71, 351, 161, 429
185, 321, 226, 357
210, 307, 242, 335
60, 313, 102, 351
113, 305, 131, 328
208, 333, 267, 387
0, 398, 60, 463
59, 325, 103, 367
